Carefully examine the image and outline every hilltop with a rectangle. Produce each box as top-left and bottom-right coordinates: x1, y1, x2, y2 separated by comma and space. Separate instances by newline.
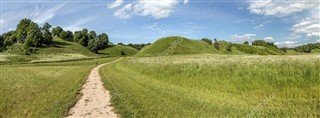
136, 36, 291, 56
137, 36, 221, 56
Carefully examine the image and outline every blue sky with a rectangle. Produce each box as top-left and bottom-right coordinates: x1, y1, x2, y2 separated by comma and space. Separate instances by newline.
0, 0, 319, 47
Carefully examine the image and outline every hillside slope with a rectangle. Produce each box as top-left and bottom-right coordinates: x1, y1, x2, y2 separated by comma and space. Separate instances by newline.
0, 38, 99, 63
99, 45, 138, 56
137, 36, 221, 56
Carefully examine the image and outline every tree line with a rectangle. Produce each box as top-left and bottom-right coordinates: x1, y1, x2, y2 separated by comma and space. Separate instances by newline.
117, 42, 151, 50
200, 38, 320, 53
0, 18, 109, 54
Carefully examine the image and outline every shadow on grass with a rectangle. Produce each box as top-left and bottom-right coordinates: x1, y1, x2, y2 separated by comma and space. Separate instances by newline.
51, 41, 71, 48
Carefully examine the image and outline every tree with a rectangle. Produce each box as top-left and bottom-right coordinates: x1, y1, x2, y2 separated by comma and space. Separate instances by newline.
252, 40, 277, 48
213, 38, 219, 50
126, 43, 151, 50
0, 36, 3, 51
59, 30, 68, 39
0, 35, 3, 48
226, 42, 232, 51
73, 31, 82, 42
65, 30, 74, 41
87, 39, 99, 53
294, 45, 312, 53
42, 22, 53, 45
51, 26, 63, 37
201, 38, 212, 45
81, 28, 88, 35
78, 29, 89, 46
24, 22, 43, 47
96, 33, 109, 48
97, 33, 109, 43
1, 31, 15, 48
244, 41, 249, 45
16, 18, 32, 43
89, 30, 97, 39
118, 43, 125, 46
121, 51, 126, 56
3, 33, 18, 48
87, 33, 110, 53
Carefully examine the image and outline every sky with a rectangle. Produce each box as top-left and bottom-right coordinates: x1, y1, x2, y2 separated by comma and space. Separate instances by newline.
0, 0, 319, 47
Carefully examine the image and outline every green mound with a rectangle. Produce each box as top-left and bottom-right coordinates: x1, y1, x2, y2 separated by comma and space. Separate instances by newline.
137, 36, 220, 56
37, 38, 98, 56
232, 44, 285, 55
99, 45, 138, 56
1, 38, 98, 63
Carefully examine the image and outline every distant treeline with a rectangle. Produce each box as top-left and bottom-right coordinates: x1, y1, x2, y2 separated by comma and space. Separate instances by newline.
200, 38, 320, 53
117, 42, 151, 50
281, 43, 320, 53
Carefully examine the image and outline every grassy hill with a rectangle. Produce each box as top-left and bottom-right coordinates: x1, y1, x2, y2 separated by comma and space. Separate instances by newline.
0, 38, 99, 63
98, 45, 138, 56
137, 36, 221, 56
137, 36, 287, 56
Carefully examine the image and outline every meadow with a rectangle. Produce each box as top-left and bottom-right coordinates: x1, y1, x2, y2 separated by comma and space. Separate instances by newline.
100, 54, 320, 117
0, 57, 118, 117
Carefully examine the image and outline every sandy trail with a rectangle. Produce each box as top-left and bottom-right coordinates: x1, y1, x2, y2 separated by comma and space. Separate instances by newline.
66, 58, 121, 118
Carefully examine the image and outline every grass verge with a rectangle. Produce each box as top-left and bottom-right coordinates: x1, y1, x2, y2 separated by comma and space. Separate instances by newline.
0, 57, 118, 117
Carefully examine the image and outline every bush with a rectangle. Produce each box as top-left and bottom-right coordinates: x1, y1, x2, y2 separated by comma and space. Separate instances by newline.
201, 38, 212, 45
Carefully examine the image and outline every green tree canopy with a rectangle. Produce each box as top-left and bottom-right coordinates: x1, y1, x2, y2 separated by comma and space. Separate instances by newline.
244, 41, 249, 45
16, 18, 32, 43
65, 30, 74, 41
42, 22, 53, 45
25, 22, 43, 47
59, 30, 68, 39
89, 30, 97, 39
73, 31, 82, 42
51, 26, 63, 37
201, 38, 212, 45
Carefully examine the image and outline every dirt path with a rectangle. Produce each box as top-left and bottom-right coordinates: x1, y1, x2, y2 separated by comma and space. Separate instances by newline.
66, 58, 121, 118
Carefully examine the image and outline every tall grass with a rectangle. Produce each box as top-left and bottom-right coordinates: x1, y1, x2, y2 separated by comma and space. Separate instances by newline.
0, 58, 118, 117
100, 55, 320, 117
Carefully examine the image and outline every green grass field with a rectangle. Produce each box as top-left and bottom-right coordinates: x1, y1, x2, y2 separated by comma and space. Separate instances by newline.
100, 54, 320, 117
0, 57, 118, 117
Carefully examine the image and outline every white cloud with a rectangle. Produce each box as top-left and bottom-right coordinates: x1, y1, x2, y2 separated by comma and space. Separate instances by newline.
254, 20, 271, 29
64, 18, 92, 31
114, 3, 133, 19
0, 20, 4, 25
254, 24, 264, 29
110, 0, 186, 19
247, 0, 318, 17
108, 0, 124, 9
145, 23, 170, 34
183, 0, 189, 4
180, 22, 198, 35
275, 41, 298, 48
230, 34, 257, 42
33, 3, 66, 24
263, 37, 273, 41
133, 0, 180, 19
292, 17, 320, 38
